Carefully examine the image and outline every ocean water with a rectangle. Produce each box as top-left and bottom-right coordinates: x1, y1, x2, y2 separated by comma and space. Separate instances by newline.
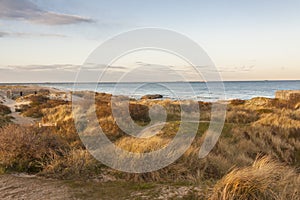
34, 80, 300, 101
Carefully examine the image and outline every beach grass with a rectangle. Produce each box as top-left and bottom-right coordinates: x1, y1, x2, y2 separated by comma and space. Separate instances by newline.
0, 90, 299, 199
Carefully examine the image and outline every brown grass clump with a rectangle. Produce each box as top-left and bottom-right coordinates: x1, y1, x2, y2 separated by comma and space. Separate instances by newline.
0, 104, 11, 115
290, 109, 300, 121
245, 97, 288, 109
230, 124, 300, 166
0, 124, 68, 172
95, 93, 149, 120
0, 115, 12, 127
0, 104, 12, 127
210, 156, 300, 200
20, 94, 68, 118
230, 99, 246, 106
246, 96, 300, 110
115, 135, 171, 153
41, 105, 82, 147
226, 108, 259, 124
254, 109, 300, 130
41, 149, 103, 180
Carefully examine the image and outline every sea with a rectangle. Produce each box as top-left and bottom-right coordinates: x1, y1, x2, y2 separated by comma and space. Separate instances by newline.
3, 80, 300, 102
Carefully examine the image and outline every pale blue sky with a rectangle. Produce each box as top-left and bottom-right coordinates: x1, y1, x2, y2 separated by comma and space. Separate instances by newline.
0, 0, 300, 82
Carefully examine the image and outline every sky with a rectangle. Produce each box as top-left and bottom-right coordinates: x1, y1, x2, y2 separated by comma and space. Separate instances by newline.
0, 0, 300, 82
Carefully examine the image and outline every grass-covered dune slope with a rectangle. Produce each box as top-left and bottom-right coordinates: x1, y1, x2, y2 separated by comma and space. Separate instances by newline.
0, 90, 299, 199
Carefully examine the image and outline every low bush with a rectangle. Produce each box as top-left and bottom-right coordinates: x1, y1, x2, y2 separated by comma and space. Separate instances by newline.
0, 115, 12, 127
0, 124, 68, 172
0, 104, 11, 115
0, 104, 12, 127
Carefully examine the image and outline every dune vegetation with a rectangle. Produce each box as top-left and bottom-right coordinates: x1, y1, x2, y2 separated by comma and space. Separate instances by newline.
0, 91, 299, 199
210, 156, 300, 200
0, 104, 12, 127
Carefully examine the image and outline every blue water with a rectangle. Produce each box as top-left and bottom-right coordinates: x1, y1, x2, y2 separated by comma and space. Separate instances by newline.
33, 80, 300, 101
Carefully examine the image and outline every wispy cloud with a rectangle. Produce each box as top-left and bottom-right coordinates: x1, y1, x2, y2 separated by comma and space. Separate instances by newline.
0, 31, 67, 38
1, 64, 81, 72
135, 61, 175, 69
218, 65, 255, 73
0, 0, 94, 25
0, 63, 208, 82
0, 64, 128, 72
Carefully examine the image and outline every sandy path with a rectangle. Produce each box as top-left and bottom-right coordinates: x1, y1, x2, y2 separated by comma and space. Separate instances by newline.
0, 174, 76, 200
0, 91, 36, 125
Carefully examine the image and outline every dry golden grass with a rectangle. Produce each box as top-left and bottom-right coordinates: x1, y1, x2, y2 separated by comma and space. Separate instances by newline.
115, 135, 171, 153
210, 156, 300, 200
226, 108, 259, 124
1, 91, 299, 199
41, 105, 82, 148
230, 99, 246, 106
254, 109, 300, 130
41, 149, 102, 180
34, 93, 300, 183
0, 124, 68, 172
20, 94, 68, 118
244, 97, 288, 110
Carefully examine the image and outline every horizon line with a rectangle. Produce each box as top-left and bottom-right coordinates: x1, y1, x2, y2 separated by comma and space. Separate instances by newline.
1, 79, 300, 84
